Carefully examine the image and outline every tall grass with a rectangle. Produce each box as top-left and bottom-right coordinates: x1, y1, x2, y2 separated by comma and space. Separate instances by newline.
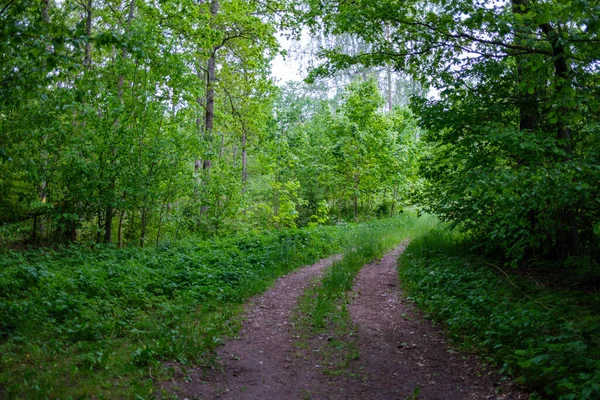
399, 230, 600, 399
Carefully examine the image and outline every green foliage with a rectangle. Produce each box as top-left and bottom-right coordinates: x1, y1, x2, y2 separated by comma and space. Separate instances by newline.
0, 225, 343, 397
412, 56, 600, 264
266, 79, 421, 225
0, 0, 278, 246
291, 0, 600, 264
399, 230, 600, 399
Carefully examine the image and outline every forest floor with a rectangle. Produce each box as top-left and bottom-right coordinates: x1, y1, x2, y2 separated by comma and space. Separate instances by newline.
159, 244, 527, 399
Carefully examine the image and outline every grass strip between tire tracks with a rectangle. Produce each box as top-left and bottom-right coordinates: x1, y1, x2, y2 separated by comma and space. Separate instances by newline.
292, 213, 438, 376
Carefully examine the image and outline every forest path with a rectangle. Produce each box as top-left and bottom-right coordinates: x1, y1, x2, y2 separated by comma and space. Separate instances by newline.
161, 245, 524, 399
160, 253, 342, 399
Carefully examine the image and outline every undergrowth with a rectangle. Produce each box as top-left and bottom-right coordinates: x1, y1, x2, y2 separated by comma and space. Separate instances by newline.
0, 226, 343, 398
399, 230, 600, 400
293, 213, 438, 375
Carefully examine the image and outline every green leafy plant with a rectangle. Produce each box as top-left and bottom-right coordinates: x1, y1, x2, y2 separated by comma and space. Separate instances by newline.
0, 224, 344, 397
399, 230, 600, 399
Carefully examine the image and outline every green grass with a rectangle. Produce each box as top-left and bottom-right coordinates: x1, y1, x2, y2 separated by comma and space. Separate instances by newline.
399, 229, 600, 400
293, 213, 439, 375
0, 226, 344, 398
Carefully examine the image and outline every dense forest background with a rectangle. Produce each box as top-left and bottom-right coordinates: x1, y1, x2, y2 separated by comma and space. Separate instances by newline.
0, 0, 420, 249
2, 0, 599, 268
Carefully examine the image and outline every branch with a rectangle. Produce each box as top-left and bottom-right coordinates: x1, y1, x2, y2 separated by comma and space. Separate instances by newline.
389, 17, 554, 57
0, 0, 16, 17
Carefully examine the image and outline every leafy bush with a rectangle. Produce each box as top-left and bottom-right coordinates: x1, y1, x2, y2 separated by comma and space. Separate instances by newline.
399, 230, 600, 399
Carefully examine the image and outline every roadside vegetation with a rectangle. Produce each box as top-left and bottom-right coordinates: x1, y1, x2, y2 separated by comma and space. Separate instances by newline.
2, 1, 599, 399
0, 225, 347, 398
399, 230, 600, 400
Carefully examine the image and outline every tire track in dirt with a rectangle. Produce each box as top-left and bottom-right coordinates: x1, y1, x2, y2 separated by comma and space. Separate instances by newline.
345, 241, 526, 399
159, 254, 342, 399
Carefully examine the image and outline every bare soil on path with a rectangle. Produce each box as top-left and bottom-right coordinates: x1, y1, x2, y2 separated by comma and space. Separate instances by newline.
343, 242, 525, 399
161, 245, 526, 400
160, 254, 342, 399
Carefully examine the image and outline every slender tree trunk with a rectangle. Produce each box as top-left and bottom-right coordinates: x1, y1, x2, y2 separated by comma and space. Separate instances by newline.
33, 0, 51, 244
140, 207, 147, 247
203, 0, 219, 173
117, 0, 135, 96
104, 0, 135, 244
195, 66, 204, 179
118, 210, 125, 248
353, 176, 359, 221
241, 131, 248, 193
385, 25, 393, 113
84, 0, 92, 68
126, 210, 135, 244
203, 54, 215, 171
387, 66, 393, 113
219, 132, 225, 159
104, 204, 113, 243
232, 144, 239, 167
156, 203, 166, 246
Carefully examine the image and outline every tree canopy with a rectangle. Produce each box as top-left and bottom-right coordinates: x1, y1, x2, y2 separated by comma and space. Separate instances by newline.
292, 0, 600, 263
1, 0, 599, 265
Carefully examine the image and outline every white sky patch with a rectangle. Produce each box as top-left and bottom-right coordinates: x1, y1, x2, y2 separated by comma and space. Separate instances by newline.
271, 33, 306, 85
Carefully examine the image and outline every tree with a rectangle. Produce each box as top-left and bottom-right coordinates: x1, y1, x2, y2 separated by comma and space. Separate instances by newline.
292, 0, 600, 263
263, 79, 417, 225
0, 0, 279, 246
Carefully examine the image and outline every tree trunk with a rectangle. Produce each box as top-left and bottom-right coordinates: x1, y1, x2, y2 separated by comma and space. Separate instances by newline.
232, 144, 238, 167
385, 24, 393, 113
33, 0, 51, 244
84, 0, 92, 68
156, 202, 166, 246
104, 204, 113, 243
512, 0, 538, 133
203, 0, 219, 172
104, 0, 135, 244
118, 210, 125, 248
540, 21, 579, 257
195, 65, 204, 179
140, 208, 147, 247
96, 209, 103, 243
241, 131, 248, 193
219, 131, 225, 159
353, 177, 359, 221
391, 187, 397, 217
126, 210, 135, 244
512, 0, 580, 257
